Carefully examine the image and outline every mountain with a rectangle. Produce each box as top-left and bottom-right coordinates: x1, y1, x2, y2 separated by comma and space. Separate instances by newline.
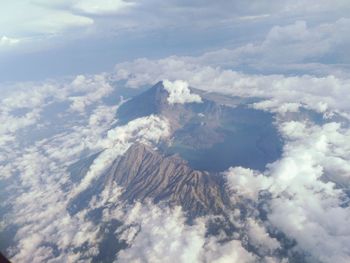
69, 81, 283, 219
116, 82, 168, 125
63, 81, 302, 261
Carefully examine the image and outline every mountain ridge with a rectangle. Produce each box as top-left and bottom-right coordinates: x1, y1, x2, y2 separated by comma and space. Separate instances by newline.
107, 143, 232, 218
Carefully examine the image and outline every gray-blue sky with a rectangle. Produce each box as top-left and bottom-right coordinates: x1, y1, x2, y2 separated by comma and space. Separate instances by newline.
0, 0, 350, 81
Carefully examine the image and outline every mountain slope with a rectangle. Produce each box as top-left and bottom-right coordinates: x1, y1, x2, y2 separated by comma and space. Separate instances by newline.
106, 143, 231, 218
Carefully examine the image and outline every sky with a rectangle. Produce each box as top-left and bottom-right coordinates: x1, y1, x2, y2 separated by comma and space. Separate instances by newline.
1, 0, 350, 81
2, 1, 350, 263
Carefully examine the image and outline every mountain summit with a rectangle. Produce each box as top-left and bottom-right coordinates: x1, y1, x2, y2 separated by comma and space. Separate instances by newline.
117, 81, 170, 124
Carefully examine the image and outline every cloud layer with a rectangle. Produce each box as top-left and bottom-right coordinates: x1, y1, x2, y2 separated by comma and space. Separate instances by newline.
114, 56, 350, 116
226, 121, 350, 262
1, 1, 349, 71
1, 39, 350, 262
0, 84, 170, 261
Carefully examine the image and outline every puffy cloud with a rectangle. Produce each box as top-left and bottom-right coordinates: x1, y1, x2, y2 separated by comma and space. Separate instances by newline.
245, 218, 280, 254
114, 56, 350, 115
68, 74, 114, 113
70, 115, 170, 198
226, 167, 273, 200
5, 146, 102, 262
0, 70, 174, 261
0, 76, 105, 258
88, 105, 118, 127
0, 109, 40, 133
117, 203, 206, 263
252, 100, 301, 114
116, 202, 258, 263
225, 121, 350, 262
1, 110, 170, 262
201, 18, 350, 76
0, 73, 116, 148
163, 79, 202, 105
111, 17, 350, 77
0, 82, 56, 146
204, 239, 257, 263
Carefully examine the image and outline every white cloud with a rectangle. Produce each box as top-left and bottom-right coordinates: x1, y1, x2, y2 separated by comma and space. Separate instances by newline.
0, 73, 115, 148
204, 239, 257, 263
73, 0, 135, 15
1, 94, 169, 262
116, 202, 258, 263
238, 14, 271, 21
0, 1, 94, 36
70, 114, 170, 198
68, 74, 114, 113
100, 0, 350, 33
261, 19, 350, 63
25, 9, 94, 35
0, 1, 94, 52
0, 82, 56, 146
5, 147, 102, 262
117, 203, 206, 263
163, 79, 202, 105
246, 218, 280, 254
225, 167, 273, 200
252, 100, 301, 114
114, 56, 350, 115
0, 76, 122, 259
1, 0, 349, 82
88, 105, 118, 127
226, 121, 350, 262
0, 36, 21, 47
0, 109, 41, 145
195, 18, 350, 75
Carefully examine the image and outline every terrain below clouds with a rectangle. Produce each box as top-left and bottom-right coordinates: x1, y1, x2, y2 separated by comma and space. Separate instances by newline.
1, 74, 350, 263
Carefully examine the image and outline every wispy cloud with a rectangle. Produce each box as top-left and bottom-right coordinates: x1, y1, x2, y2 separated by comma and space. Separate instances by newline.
0, 36, 21, 46
72, 0, 135, 15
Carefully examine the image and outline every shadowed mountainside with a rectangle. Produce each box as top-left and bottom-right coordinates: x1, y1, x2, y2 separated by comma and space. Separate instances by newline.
106, 143, 231, 218
68, 143, 232, 219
